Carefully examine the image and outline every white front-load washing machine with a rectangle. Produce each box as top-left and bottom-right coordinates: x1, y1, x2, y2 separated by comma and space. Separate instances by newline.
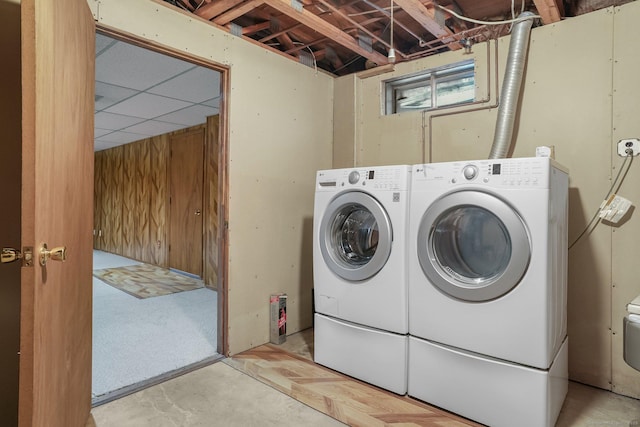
408, 157, 569, 427
313, 165, 410, 394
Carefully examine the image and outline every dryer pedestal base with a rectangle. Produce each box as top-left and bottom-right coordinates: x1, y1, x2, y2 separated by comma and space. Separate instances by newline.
408, 336, 568, 427
314, 313, 408, 394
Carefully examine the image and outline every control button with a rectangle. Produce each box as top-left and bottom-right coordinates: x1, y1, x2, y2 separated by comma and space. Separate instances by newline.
463, 165, 479, 181
348, 171, 360, 184
483, 177, 489, 183
452, 178, 457, 184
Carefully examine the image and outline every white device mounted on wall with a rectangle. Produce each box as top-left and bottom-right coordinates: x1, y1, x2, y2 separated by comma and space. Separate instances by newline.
618, 138, 640, 157
535, 145, 555, 159
599, 193, 632, 224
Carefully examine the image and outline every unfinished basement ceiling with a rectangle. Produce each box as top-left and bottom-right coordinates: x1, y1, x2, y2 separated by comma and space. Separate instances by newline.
163, 0, 632, 75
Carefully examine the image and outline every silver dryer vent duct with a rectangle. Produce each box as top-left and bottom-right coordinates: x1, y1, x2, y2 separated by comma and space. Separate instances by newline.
489, 12, 535, 159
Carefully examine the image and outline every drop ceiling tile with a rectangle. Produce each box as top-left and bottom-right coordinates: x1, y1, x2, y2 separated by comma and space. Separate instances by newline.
96, 131, 147, 145
203, 97, 221, 108
95, 33, 115, 56
95, 82, 138, 111
95, 112, 147, 130
157, 104, 219, 126
95, 141, 121, 152
95, 40, 193, 91
148, 67, 221, 103
94, 128, 113, 138
124, 120, 188, 136
104, 93, 192, 120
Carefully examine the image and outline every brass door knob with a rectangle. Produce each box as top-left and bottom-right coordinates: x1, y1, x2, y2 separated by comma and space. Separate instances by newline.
40, 244, 67, 266
1, 247, 33, 266
2, 248, 23, 264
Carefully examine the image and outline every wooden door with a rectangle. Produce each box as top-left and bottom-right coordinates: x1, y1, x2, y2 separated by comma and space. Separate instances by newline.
18, 0, 95, 426
169, 129, 205, 276
0, 1, 23, 424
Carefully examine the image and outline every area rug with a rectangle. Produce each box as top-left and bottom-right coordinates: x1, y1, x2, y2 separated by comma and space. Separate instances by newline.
93, 264, 204, 299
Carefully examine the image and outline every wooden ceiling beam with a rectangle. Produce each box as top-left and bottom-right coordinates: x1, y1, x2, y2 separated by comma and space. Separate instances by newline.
314, 49, 327, 60
285, 37, 328, 54
263, 0, 390, 65
176, 0, 195, 12
317, 0, 391, 50
259, 23, 304, 42
213, 0, 266, 25
195, 0, 245, 20
359, 17, 385, 26
392, 0, 461, 49
277, 32, 297, 51
242, 21, 272, 35
532, 0, 563, 24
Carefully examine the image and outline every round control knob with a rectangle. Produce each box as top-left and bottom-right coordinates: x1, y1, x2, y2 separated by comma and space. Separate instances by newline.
348, 171, 360, 184
463, 165, 478, 181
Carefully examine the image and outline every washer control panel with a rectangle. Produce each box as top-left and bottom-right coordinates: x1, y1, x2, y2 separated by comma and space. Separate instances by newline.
317, 165, 410, 191
462, 165, 478, 181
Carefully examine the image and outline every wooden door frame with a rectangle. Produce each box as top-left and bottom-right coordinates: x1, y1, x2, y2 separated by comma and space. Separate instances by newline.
95, 26, 230, 357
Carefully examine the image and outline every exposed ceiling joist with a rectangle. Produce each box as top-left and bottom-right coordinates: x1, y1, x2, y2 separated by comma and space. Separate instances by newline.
242, 21, 272, 35
263, 0, 390, 66
392, 0, 461, 49
317, 0, 392, 52
276, 32, 297, 51
532, 0, 563, 24
164, 0, 619, 76
260, 23, 304, 42
214, 0, 266, 25
285, 37, 328, 54
195, 0, 245, 20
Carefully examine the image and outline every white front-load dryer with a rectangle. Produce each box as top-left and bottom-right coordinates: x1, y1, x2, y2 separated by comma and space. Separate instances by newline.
313, 165, 410, 394
407, 157, 569, 427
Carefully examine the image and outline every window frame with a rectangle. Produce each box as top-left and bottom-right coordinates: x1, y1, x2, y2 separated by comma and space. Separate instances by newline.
384, 60, 476, 115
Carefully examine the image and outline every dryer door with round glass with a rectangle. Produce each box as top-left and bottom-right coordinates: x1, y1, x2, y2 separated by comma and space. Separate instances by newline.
319, 191, 393, 282
417, 190, 531, 302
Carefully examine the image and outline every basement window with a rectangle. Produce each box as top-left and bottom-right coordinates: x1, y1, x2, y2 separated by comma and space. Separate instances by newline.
384, 60, 475, 115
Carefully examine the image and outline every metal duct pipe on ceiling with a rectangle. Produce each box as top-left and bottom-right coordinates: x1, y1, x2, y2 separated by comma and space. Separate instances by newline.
489, 11, 535, 159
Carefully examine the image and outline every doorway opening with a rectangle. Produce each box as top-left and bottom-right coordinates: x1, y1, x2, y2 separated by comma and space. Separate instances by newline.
91, 31, 228, 405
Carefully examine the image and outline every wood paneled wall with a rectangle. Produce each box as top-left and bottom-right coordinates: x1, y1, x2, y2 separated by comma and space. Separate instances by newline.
204, 115, 220, 290
94, 139, 169, 266
94, 121, 219, 289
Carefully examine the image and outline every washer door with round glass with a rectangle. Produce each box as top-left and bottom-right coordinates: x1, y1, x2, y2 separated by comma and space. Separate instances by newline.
319, 191, 393, 282
417, 190, 531, 302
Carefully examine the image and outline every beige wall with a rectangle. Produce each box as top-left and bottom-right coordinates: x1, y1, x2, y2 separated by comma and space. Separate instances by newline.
89, 0, 334, 355
610, 3, 640, 398
334, 4, 640, 398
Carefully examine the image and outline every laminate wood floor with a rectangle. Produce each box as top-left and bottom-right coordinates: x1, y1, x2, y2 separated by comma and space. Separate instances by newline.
90, 327, 640, 426
226, 343, 482, 427
229, 328, 640, 427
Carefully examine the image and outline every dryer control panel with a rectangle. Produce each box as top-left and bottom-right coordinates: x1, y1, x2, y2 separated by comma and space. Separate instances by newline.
413, 157, 556, 190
